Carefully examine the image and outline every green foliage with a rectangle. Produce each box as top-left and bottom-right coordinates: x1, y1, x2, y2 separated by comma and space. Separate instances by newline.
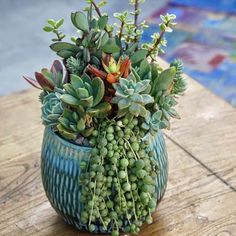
23, 60, 65, 93
102, 38, 121, 54
41, 89, 64, 126
130, 49, 148, 64
154, 91, 180, 129
112, 74, 154, 119
170, 59, 187, 95
80, 119, 159, 234
43, 18, 65, 42
71, 11, 89, 32
50, 42, 81, 58
66, 56, 86, 75
57, 109, 94, 140
141, 110, 167, 136
142, 13, 176, 61
61, 74, 111, 119
151, 67, 176, 96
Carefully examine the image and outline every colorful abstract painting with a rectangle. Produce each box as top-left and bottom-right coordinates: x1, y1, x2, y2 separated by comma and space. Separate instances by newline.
143, 0, 236, 106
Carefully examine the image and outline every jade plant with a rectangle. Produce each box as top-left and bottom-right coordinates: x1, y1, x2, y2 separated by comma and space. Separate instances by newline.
23, 0, 187, 235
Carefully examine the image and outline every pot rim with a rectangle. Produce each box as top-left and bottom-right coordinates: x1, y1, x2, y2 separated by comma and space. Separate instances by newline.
46, 127, 92, 151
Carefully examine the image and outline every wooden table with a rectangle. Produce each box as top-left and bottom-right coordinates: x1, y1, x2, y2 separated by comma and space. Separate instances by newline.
1, 60, 236, 236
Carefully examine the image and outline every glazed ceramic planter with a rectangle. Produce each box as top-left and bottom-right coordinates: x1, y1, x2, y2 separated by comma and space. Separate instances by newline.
41, 127, 168, 233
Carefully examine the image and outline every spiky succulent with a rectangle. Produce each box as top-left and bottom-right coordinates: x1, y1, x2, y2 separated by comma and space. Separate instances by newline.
41, 89, 63, 126
66, 56, 86, 75
170, 59, 187, 95
112, 73, 154, 119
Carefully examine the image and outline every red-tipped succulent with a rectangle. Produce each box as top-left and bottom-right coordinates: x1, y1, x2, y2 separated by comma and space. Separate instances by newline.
87, 55, 131, 84
23, 60, 64, 92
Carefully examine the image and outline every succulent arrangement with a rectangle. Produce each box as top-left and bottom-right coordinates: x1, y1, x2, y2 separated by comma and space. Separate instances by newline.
24, 1, 186, 235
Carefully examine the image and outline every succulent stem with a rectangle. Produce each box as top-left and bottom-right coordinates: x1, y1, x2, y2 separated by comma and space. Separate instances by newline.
134, 0, 139, 28
91, 0, 102, 17
119, 21, 124, 40
147, 20, 171, 61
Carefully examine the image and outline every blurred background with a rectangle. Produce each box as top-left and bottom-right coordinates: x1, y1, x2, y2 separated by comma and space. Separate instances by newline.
0, 0, 236, 106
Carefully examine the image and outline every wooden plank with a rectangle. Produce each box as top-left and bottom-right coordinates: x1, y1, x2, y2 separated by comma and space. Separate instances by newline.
158, 58, 236, 190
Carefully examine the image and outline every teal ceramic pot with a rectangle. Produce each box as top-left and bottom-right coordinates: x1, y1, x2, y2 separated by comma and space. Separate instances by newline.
41, 127, 168, 233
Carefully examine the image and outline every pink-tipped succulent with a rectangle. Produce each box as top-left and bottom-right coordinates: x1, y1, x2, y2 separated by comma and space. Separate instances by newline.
23, 60, 64, 92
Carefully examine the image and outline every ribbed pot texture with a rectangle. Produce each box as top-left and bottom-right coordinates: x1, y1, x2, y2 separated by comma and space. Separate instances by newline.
41, 127, 168, 233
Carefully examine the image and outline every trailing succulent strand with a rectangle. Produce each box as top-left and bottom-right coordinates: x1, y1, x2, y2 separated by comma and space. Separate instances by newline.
80, 118, 159, 235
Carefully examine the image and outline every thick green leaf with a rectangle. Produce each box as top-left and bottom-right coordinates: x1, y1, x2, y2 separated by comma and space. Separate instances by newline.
92, 77, 105, 106
77, 118, 86, 131
60, 94, 80, 107
126, 43, 138, 55
57, 50, 75, 58
98, 15, 108, 30
102, 38, 121, 53
55, 18, 64, 28
97, 31, 109, 49
71, 11, 89, 32
81, 127, 94, 137
50, 42, 80, 53
43, 26, 54, 32
58, 117, 70, 128
129, 103, 141, 117
83, 48, 90, 63
72, 111, 79, 121
63, 84, 77, 97
84, 82, 93, 95
81, 73, 91, 84
131, 94, 143, 104
118, 98, 131, 110
130, 49, 148, 64
90, 56, 101, 67
90, 19, 97, 29
131, 68, 141, 82
141, 94, 154, 105
152, 67, 176, 94
79, 96, 93, 107
87, 102, 111, 118
139, 60, 150, 77
57, 124, 77, 140
71, 75, 84, 89
76, 88, 89, 98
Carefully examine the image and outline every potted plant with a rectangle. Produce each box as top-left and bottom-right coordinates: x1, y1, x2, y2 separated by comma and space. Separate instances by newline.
23, 0, 186, 235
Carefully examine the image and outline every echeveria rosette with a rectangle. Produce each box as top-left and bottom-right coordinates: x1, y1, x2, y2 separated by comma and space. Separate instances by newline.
41, 90, 63, 127
112, 74, 154, 119
141, 110, 168, 140
158, 92, 180, 129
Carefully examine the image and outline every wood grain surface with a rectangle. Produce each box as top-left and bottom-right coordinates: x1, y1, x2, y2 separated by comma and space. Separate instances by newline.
0, 59, 236, 236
